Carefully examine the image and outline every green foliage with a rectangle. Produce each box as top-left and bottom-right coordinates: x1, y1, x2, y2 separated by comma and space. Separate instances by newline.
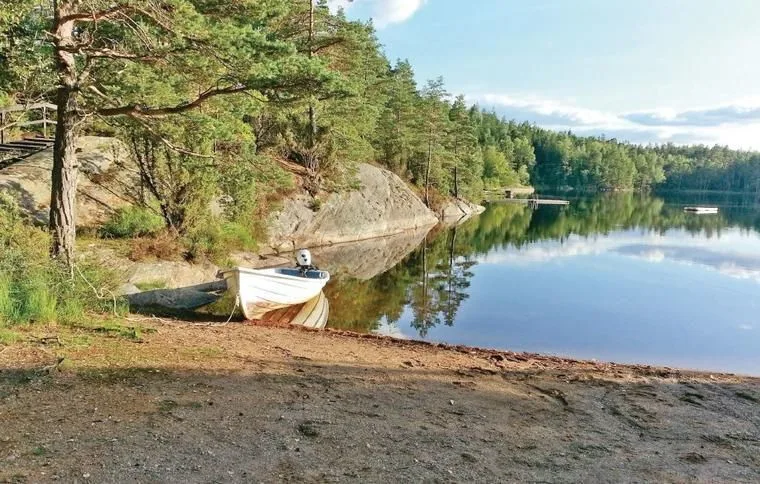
0, 328, 21, 344
0, 194, 122, 326
482, 146, 521, 188
134, 280, 167, 291
308, 198, 323, 212
4, 0, 758, 269
101, 207, 164, 239
184, 221, 257, 263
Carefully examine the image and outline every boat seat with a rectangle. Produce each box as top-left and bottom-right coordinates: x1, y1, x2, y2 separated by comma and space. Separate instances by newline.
277, 268, 329, 279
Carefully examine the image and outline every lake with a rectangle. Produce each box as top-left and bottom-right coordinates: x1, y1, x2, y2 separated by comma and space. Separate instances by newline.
324, 193, 760, 376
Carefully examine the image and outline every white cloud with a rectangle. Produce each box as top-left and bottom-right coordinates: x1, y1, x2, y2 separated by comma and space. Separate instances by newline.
478, 229, 760, 284
474, 94, 620, 126
372, 0, 427, 27
327, 0, 427, 28
327, 0, 354, 11
469, 93, 760, 150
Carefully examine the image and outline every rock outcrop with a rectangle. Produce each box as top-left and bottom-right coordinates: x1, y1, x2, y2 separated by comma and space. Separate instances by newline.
439, 198, 486, 225
0, 136, 136, 226
233, 224, 432, 280
264, 163, 439, 253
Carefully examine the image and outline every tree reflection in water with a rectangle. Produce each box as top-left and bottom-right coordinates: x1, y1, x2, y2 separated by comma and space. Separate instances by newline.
325, 192, 760, 336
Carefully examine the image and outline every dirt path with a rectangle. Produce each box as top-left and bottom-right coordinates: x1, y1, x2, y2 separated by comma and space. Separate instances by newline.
1, 322, 759, 483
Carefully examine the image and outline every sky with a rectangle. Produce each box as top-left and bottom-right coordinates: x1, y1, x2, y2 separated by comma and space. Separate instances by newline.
328, 0, 760, 149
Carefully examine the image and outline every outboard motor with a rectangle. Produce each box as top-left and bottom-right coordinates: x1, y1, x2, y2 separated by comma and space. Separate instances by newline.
296, 249, 317, 275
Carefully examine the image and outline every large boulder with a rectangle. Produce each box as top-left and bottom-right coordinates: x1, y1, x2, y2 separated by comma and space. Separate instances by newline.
264, 163, 439, 253
0, 136, 137, 226
232, 224, 433, 280
439, 198, 486, 225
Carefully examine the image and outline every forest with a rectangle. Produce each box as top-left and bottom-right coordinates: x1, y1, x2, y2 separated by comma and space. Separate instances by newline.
2, 0, 760, 266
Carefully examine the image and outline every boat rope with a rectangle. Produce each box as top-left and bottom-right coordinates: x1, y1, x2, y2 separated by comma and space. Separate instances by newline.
74, 263, 119, 316
224, 293, 240, 324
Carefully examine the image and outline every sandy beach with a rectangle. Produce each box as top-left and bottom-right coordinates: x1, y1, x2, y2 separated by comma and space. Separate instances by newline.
1, 321, 759, 483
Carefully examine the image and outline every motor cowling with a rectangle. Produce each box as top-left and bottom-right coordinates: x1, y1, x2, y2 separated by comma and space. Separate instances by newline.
296, 249, 312, 268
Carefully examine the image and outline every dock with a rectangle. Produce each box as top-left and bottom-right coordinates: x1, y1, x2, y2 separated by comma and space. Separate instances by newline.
503, 198, 570, 206
684, 206, 719, 214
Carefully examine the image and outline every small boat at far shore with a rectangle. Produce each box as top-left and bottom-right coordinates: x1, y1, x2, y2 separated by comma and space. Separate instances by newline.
220, 263, 330, 321
684, 206, 719, 214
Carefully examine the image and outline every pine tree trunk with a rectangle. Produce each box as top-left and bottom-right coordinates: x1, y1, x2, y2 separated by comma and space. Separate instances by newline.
425, 137, 432, 206
306, 0, 318, 176
50, 1, 80, 270
453, 164, 459, 198
50, 88, 79, 268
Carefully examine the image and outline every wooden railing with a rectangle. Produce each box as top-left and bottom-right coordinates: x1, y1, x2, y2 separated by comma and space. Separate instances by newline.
0, 102, 57, 143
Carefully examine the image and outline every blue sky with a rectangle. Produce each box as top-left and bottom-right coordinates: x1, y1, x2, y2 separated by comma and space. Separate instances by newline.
328, 0, 760, 149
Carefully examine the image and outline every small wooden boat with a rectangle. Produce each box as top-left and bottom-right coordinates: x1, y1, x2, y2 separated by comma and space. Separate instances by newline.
258, 291, 329, 329
220, 266, 330, 320
684, 206, 719, 214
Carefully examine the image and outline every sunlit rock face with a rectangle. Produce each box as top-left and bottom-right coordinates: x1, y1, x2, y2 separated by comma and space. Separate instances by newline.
233, 225, 433, 281
264, 163, 439, 253
0, 136, 137, 226
439, 198, 485, 225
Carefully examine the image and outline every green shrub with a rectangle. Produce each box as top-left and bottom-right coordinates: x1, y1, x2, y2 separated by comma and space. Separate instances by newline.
308, 198, 322, 212
0, 194, 123, 326
100, 206, 164, 238
185, 221, 257, 262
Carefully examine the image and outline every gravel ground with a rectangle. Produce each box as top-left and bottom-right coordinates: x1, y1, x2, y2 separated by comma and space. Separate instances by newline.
1, 322, 759, 483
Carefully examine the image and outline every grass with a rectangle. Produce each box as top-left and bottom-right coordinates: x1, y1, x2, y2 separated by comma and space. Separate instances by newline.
31, 446, 48, 457
184, 221, 257, 263
134, 280, 168, 291
128, 231, 184, 261
100, 206, 164, 238
61, 318, 154, 341
0, 328, 22, 345
0, 193, 126, 327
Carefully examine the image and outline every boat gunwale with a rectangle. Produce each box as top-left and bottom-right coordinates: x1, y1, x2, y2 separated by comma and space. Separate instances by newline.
219, 267, 330, 282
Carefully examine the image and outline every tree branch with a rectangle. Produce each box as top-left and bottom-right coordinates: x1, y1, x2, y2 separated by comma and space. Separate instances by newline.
96, 85, 249, 117
60, 5, 132, 23
60, 45, 159, 60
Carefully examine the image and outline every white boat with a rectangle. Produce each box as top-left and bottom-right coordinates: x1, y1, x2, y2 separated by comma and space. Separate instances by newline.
684, 206, 719, 214
220, 266, 330, 320
258, 291, 329, 329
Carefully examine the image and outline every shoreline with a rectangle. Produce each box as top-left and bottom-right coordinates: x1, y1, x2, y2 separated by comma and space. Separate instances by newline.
2, 321, 758, 482
313, 326, 758, 380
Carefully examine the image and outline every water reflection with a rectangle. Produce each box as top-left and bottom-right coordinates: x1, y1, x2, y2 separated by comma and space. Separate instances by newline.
326, 193, 760, 374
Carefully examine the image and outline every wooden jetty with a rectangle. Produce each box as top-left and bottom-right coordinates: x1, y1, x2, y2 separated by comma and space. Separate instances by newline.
503, 198, 570, 206
684, 206, 719, 214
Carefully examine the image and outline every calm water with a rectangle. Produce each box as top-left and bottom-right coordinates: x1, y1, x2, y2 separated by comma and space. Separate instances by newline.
324, 193, 760, 375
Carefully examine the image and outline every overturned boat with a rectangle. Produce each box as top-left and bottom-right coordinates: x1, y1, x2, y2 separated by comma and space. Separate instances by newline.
220, 250, 330, 321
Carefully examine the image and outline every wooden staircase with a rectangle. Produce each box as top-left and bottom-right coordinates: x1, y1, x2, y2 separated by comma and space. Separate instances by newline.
0, 102, 57, 170
0, 136, 55, 169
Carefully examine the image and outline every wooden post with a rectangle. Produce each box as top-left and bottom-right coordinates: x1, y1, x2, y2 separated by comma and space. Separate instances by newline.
43, 106, 48, 138
1, 111, 4, 144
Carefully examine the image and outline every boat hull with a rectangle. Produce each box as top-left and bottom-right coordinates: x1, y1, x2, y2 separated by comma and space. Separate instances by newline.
258, 291, 329, 329
222, 267, 330, 320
